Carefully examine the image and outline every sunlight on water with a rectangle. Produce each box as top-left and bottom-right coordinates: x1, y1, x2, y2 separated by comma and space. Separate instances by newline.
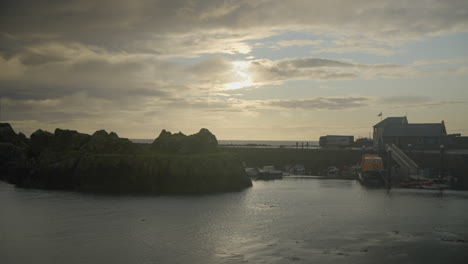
1, 179, 467, 264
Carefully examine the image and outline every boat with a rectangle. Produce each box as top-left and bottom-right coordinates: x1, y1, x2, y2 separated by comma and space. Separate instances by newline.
245, 167, 259, 177
400, 177, 449, 190
326, 166, 340, 178
256, 166, 283, 180
358, 154, 388, 187
420, 183, 450, 190
339, 166, 358, 180
400, 179, 433, 188
289, 164, 306, 175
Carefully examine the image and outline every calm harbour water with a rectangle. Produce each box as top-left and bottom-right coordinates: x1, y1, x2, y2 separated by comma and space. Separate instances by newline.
131, 139, 320, 148
1, 179, 467, 264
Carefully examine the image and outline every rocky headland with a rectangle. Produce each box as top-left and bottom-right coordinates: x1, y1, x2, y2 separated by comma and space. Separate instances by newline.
0, 123, 252, 194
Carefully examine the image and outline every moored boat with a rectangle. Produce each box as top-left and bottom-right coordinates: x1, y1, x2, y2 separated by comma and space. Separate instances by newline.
326, 166, 339, 178
256, 166, 283, 180
245, 167, 259, 177
358, 154, 388, 187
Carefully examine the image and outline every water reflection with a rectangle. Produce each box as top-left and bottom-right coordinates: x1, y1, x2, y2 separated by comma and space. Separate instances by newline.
1, 179, 467, 264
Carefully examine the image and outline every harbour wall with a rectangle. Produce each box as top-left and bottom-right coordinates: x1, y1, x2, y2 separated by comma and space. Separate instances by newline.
221, 147, 362, 174
222, 147, 468, 190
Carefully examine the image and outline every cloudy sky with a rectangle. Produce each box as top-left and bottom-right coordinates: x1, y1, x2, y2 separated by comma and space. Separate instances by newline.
1, 0, 468, 140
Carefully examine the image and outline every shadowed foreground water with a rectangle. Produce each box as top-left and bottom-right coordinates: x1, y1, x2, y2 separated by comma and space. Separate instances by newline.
1, 179, 467, 264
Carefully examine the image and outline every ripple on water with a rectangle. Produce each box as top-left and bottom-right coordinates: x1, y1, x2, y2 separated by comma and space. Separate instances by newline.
1, 180, 468, 264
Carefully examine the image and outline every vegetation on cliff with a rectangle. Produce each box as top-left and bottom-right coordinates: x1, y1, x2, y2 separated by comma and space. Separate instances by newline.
0, 123, 252, 194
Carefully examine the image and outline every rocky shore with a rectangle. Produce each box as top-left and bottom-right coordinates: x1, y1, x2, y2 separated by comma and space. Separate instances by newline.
0, 123, 252, 194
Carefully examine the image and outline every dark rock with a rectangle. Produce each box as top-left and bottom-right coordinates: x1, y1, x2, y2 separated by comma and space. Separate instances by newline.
81, 130, 138, 154
184, 128, 218, 153
0, 123, 28, 148
151, 130, 186, 153
0, 142, 30, 182
52, 128, 91, 152
0, 124, 252, 194
0, 123, 30, 182
151, 128, 218, 154
18, 132, 27, 142
30, 129, 54, 156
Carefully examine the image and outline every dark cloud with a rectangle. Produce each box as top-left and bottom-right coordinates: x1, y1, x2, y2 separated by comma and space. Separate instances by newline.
1, 0, 467, 58
0, 51, 180, 100
1, 81, 170, 101
379, 96, 467, 109
264, 97, 369, 110
18, 52, 67, 66
249, 57, 407, 84
277, 58, 354, 69
184, 56, 231, 77
1, 0, 467, 137
6, 110, 97, 123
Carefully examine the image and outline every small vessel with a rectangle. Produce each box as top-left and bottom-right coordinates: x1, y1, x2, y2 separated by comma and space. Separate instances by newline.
400, 179, 433, 188
358, 154, 388, 187
245, 167, 259, 177
289, 164, 306, 175
326, 166, 339, 178
339, 166, 358, 180
256, 166, 283, 180
400, 177, 449, 190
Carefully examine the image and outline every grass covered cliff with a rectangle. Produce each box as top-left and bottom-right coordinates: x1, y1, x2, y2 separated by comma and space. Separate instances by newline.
0, 123, 252, 194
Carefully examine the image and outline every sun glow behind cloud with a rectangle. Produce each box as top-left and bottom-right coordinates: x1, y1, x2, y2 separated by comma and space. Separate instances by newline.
1, 0, 468, 139
225, 61, 253, 90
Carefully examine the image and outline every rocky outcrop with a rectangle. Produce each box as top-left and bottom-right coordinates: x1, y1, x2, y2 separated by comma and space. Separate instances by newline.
0, 124, 30, 182
0, 123, 251, 194
80, 130, 138, 154
28, 128, 139, 156
0, 123, 28, 148
13, 153, 251, 194
151, 128, 218, 154
30, 129, 54, 156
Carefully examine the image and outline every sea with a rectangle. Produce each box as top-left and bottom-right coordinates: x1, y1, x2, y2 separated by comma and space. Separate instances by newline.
1, 179, 467, 264
131, 139, 320, 148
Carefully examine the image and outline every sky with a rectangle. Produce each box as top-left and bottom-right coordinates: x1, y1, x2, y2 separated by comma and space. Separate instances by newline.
1, 0, 468, 140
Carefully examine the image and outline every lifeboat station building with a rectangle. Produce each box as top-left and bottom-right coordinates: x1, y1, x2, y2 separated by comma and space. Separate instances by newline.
373, 116, 447, 150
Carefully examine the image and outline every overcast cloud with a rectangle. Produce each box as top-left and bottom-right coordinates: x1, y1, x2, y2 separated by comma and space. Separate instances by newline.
1, 0, 468, 139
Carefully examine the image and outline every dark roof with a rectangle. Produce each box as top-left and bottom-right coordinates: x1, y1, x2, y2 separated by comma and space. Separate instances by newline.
383, 123, 446, 137
374, 116, 408, 128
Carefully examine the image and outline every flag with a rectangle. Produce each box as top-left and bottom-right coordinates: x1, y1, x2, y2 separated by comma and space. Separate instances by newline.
377, 112, 382, 117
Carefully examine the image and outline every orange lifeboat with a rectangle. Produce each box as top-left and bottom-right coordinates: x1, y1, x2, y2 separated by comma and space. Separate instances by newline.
358, 154, 387, 187
360, 154, 384, 171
